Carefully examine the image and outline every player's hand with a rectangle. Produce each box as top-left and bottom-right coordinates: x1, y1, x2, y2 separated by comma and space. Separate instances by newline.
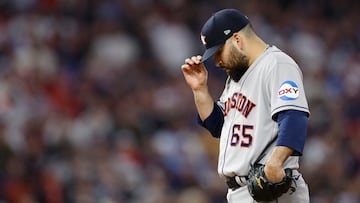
263, 164, 286, 183
181, 55, 208, 91
263, 146, 293, 183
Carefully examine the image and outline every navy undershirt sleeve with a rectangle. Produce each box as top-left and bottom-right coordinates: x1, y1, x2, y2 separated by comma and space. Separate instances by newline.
276, 110, 308, 156
197, 103, 224, 138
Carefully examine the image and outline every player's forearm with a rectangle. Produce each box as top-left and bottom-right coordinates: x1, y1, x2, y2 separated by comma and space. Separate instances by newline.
266, 146, 293, 167
264, 146, 293, 182
193, 88, 214, 121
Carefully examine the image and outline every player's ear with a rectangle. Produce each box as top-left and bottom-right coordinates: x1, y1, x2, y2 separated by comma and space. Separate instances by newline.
232, 32, 244, 50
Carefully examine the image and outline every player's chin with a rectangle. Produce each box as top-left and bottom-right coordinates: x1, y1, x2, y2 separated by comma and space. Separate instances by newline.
225, 69, 233, 75
219, 66, 230, 73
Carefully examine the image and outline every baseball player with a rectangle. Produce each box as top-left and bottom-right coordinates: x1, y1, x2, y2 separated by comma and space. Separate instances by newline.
181, 9, 310, 202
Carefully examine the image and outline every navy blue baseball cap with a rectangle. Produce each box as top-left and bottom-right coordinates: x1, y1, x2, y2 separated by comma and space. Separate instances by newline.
200, 9, 250, 62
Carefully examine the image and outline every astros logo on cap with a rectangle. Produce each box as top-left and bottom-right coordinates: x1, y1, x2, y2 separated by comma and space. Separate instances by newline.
201, 35, 207, 46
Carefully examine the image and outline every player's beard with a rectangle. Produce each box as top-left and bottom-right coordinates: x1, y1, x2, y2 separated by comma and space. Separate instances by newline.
222, 45, 250, 82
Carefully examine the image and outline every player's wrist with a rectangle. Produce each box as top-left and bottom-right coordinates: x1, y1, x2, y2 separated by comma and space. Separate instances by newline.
192, 85, 209, 94
264, 163, 285, 183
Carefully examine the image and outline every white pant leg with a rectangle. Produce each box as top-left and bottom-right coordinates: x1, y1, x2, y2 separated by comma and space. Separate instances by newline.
227, 186, 255, 203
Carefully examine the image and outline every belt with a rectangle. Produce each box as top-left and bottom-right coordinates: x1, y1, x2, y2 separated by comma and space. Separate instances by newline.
226, 175, 248, 191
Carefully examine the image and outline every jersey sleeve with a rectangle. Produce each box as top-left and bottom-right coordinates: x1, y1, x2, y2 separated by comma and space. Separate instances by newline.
268, 62, 310, 119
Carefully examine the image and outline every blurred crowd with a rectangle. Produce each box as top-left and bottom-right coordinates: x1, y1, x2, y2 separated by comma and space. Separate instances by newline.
0, 0, 359, 203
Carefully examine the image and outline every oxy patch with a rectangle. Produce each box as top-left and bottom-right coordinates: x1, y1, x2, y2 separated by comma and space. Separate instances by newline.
278, 80, 299, 100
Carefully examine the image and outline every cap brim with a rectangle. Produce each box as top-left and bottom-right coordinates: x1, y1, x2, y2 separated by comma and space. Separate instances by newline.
201, 43, 223, 63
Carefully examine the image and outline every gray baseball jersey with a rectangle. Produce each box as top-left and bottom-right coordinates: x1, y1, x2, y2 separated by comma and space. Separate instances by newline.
216, 46, 310, 177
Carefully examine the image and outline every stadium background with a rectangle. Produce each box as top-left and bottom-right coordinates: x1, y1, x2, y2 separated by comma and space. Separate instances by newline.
0, 0, 359, 202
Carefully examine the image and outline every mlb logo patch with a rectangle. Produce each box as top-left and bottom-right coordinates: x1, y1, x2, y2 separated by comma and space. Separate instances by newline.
278, 80, 299, 100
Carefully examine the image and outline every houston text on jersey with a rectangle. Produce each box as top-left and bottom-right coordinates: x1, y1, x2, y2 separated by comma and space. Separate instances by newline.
224, 92, 256, 118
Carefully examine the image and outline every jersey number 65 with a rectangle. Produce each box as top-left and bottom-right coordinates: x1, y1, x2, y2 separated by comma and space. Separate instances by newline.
230, 124, 253, 147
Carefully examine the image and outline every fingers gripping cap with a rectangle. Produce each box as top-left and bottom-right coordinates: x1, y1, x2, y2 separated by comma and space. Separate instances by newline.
200, 9, 250, 62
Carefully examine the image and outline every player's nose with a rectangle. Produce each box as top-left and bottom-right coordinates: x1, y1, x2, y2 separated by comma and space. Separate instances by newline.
215, 60, 223, 68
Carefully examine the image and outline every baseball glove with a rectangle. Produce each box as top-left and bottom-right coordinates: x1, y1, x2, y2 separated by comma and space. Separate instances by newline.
247, 164, 294, 202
